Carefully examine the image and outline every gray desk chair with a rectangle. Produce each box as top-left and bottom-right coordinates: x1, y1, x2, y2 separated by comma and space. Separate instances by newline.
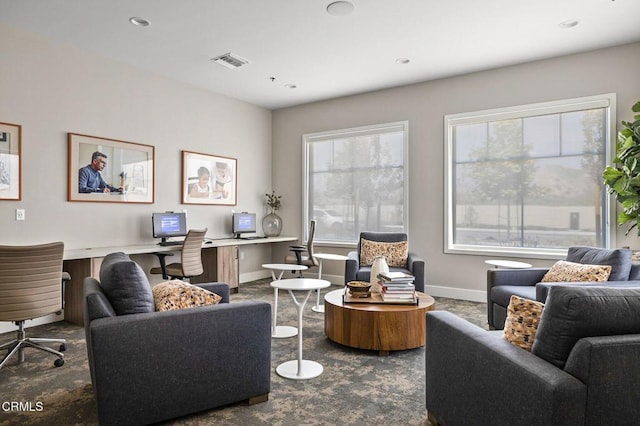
150, 228, 207, 280
284, 220, 318, 276
0, 242, 66, 369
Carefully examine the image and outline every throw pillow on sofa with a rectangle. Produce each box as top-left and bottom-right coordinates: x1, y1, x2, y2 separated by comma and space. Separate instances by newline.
359, 238, 408, 267
503, 295, 544, 351
153, 280, 222, 311
531, 286, 640, 368
565, 246, 632, 281
541, 260, 611, 283
99, 252, 155, 315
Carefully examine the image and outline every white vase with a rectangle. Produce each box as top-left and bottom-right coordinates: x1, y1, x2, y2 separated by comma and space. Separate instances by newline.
370, 255, 389, 293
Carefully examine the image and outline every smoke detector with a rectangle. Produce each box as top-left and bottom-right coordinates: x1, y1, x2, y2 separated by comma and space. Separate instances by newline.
211, 53, 249, 69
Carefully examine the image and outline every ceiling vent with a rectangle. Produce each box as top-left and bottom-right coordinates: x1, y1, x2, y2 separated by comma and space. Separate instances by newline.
211, 53, 249, 69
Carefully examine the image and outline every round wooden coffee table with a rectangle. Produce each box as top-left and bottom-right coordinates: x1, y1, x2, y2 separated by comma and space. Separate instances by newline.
324, 289, 436, 355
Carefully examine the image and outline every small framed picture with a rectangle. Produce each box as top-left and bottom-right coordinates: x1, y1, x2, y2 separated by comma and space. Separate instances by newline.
68, 133, 154, 203
182, 150, 237, 205
0, 121, 22, 201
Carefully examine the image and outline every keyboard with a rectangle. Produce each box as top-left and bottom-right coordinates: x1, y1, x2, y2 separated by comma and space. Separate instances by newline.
241, 236, 266, 240
159, 241, 183, 246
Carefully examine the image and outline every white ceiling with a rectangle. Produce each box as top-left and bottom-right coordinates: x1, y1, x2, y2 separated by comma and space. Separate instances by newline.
1, 0, 639, 110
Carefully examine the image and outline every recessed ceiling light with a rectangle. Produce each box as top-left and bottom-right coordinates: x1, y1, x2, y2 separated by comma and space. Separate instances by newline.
559, 19, 579, 29
396, 58, 410, 65
129, 17, 151, 27
284, 84, 297, 89
326, 1, 355, 16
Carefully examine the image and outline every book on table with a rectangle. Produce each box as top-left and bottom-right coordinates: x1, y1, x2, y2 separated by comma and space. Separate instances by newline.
377, 271, 415, 283
382, 282, 415, 292
380, 291, 417, 302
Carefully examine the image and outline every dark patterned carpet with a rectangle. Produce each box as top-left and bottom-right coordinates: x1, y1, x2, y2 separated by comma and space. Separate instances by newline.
0, 279, 487, 425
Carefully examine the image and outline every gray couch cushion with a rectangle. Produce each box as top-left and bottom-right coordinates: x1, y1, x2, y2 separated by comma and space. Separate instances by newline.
565, 246, 632, 281
491, 285, 537, 307
99, 252, 154, 315
531, 286, 640, 369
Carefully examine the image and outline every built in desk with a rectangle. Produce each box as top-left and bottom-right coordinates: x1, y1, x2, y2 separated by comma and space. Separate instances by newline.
62, 236, 297, 325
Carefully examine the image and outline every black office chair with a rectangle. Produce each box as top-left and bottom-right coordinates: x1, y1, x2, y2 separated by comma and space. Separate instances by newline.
150, 229, 207, 280
284, 220, 318, 275
0, 242, 67, 369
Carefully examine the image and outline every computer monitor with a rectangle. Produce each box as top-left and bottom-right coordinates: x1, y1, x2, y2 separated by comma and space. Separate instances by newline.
232, 212, 256, 238
152, 212, 187, 245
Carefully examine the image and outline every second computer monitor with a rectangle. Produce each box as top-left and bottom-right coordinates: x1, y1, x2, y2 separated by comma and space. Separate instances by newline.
232, 212, 256, 238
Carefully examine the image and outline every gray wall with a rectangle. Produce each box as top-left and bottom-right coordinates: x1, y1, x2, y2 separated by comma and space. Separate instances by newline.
2, 21, 639, 303
272, 42, 640, 301
0, 25, 276, 284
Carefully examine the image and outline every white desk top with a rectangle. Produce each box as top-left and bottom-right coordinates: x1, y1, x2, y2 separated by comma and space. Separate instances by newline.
271, 278, 331, 291
64, 236, 297, 260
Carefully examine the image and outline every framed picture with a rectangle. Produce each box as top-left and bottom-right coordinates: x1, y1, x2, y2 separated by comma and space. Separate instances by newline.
182, 150, 237, 205
68, 133, 154, 203
0, 122, 21, 201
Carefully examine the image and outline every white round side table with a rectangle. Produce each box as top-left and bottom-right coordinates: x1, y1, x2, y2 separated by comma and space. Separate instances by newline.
271, 278, 331, 380
311, 253, 349, 313
485, 259, 532, 269
262, 263, 308, 338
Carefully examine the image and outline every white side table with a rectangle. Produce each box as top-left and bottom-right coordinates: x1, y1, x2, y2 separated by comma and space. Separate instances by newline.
485, 259, 532, 269
271, 278, 331, 380
262, 264, 308, 338
311, 253, 349, 313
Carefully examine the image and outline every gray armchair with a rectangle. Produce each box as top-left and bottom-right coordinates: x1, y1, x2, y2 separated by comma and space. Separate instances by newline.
83, 253, 271, 425
426, 286, 640, 426
345, 231, 425, 292
487, 246, 640, 329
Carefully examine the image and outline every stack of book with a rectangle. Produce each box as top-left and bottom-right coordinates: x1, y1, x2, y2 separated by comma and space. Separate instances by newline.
377, 271, 417, 303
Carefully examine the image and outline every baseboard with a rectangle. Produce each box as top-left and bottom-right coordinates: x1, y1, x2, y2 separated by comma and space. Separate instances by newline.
426, 284, 486, 303
0, 312, 64, 335
240, 270, 272, 283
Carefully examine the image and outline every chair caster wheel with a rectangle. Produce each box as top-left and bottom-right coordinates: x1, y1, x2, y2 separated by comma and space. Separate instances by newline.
59, 343, 66, 352
54, 358, 64, 367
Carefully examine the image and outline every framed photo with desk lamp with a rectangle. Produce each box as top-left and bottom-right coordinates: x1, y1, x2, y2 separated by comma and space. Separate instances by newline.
0, 121, 21, 201
67, 133, 154, 203
182, 150, 237, 205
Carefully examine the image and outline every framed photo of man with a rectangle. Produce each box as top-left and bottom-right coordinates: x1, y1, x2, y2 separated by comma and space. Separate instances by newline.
67, 133, 154, 203
182, 150, 237, 205
0, 121, 21, 201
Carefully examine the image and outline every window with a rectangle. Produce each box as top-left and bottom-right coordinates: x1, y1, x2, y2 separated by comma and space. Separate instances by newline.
445, 94, 616, 256
303, 121, 408, 245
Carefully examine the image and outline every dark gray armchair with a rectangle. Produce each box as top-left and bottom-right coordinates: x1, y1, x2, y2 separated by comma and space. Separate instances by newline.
345, 231, 425, 293
83, 253, 271, 426
426, 286, 640, 426
487, 246, 640, 329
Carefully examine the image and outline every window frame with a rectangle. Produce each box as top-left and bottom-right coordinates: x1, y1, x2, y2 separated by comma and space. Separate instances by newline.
444, 93, 617, 258
302, 121, 410, 246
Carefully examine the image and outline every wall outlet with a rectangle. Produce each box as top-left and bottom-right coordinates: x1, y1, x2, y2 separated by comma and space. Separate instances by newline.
16, 209, 25, 221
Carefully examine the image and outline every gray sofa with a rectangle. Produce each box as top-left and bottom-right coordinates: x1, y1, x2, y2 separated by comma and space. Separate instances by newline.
83, 252, 271, 426
488, 246, 640, 329
426, 285, 640, 426
345, 231, 425, 292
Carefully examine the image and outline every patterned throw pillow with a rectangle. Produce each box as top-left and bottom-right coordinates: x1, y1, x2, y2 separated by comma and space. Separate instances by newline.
152, 280, 222, 311
359, 238, 409, 267
503, 295, 544, 351
541, 260, 612, 283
